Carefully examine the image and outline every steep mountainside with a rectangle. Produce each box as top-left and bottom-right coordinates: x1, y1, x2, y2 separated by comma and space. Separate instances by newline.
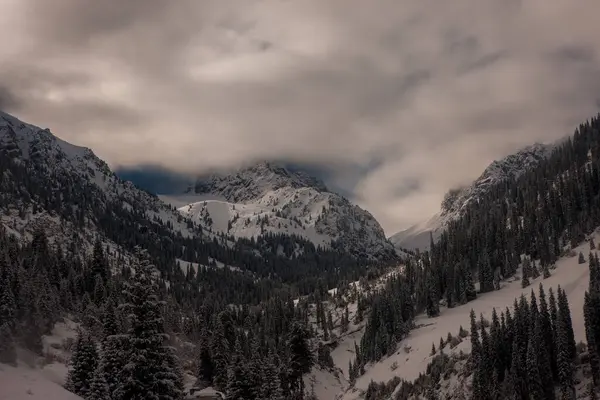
0, 110, 396, 300
0, 110, 199, 245
165, 161, 398, 261
390, 142, 555, 250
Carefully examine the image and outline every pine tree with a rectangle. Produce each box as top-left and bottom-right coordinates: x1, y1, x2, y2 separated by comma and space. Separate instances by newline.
113, 248, 183, 400
556, 292, 575, 400
261, 351, 285, 400
101, 298, 119, 342
538, 284, 558, 383
102, 334, 126, 398
0, 274, 17, 364
557, 287, 576, 360
526, 318, 544, 400
470, 309, 481, 362
65, 329, 99, 398
88, 357, 111, 400
211, 317, 230, 391
226, 337, 251, 400
195, 332, 214, 389
288, 322, 313, 395
542, 262, 551, 279
426, 270, 440, 317
584, 292, 600, 386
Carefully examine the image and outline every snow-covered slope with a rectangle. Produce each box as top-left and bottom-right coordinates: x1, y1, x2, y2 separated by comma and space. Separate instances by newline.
167, 162, 397, 261
0, 110, 199, 243
318, 230, 596, 400
390, 143, 555, 251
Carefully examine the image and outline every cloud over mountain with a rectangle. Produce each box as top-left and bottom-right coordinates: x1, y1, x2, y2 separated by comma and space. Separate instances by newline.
1, 0, 600, 233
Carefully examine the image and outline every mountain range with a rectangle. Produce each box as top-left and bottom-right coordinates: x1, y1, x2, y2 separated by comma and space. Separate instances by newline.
2, 107, 600, 400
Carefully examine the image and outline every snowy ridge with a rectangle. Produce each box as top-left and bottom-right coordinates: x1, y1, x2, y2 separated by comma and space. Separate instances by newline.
0, 110, 225, 269
176, 162, 397, 260
390, 142, 555, 250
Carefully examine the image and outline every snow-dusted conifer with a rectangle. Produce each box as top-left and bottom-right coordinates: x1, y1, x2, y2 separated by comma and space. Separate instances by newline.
65, 329, 98, 398
113, 247, 183, 400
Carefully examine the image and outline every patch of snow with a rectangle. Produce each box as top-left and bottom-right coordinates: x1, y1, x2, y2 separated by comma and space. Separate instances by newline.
0, 364, 82, 400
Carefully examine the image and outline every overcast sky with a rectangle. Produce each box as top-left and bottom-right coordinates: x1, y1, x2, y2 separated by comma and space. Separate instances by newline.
1, 0, 600, 234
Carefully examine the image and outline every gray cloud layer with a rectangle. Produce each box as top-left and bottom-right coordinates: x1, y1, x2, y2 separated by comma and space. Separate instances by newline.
1, 0, 600, 234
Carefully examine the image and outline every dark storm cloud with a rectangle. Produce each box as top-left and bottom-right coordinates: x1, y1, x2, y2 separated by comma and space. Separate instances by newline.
2, 0, 600, 233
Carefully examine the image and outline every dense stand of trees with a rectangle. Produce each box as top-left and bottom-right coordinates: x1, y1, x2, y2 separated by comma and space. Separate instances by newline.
428, 115, 600, 305
346, 115, 600, 390
0, 228, 317, 399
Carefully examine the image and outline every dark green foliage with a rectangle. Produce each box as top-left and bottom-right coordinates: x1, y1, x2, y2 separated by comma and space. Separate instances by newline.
65, 329, 99, 398
113, 249, 184, 400
288, 322, 314, 395
88, 358, 111, 400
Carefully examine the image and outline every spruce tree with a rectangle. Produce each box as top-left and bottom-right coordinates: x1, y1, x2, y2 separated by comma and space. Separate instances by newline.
211, 317, 230, 391
113, 248, 183, 400
226, 337, 251, 400
585, 292, 600, 386
556, 293, 575, 400
0, 275, 17, 364
102, 334, 126, 398
538, 284, 558, 383
526, 317, 544, 400
261, 350, 285, 400
557, 287, 576, 360
65, 329, 99, 398
288, 322, 313, 395
88, 357, 111, 400
195, 332, 214, 389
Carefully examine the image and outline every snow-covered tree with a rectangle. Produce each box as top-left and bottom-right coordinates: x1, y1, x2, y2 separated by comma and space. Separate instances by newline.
65, 329, 99, 398
113, 248, 183, 400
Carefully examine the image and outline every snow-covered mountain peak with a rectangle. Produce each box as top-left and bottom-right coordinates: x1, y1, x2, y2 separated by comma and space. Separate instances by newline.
171, 161, 398, 261
191, 161, 329, 203
390, 142, 555, 250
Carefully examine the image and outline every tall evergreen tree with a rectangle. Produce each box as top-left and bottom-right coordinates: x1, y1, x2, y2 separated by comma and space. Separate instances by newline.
288, 322, 314, 396
556, 291, 575, 400
65, 329, 99, 398
88, 357, 111, 400
113, 248, 183, 400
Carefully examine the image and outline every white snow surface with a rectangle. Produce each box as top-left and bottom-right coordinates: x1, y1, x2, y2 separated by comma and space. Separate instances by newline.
172, 162, 397, 260
325, 232, 596, 400
0, 364, 82, 400
390, 142, 555, 251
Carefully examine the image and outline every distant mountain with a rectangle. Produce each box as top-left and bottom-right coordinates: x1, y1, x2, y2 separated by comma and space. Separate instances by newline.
389, 142, 555, 250
163, 161, 398, 261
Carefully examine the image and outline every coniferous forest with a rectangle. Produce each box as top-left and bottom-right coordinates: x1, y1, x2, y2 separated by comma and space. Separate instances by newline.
0, 113, 600, 399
